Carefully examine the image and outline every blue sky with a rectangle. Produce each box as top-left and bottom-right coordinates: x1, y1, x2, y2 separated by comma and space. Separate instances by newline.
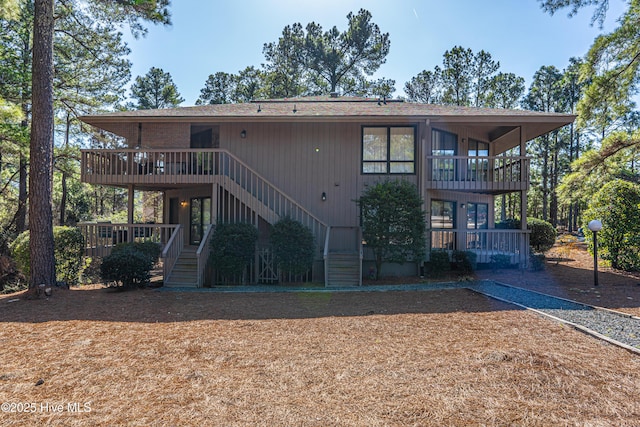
123, 0, 627, 106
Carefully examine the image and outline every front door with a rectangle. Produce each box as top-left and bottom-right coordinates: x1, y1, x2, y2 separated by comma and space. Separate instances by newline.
190, 197, 211, 245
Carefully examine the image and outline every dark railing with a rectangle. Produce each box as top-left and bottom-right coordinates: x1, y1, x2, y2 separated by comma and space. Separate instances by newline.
426, 155, 530, 191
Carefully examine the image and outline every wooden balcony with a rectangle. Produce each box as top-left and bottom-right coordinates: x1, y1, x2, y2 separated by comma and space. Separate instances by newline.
80, 148, 228, 187
430, 228, 530, 266
425, 155, 530, 193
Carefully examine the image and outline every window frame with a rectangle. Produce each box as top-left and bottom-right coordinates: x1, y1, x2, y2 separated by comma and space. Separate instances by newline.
361, 125, 417, 175
466, 202, 488, 230
430, 199, 456, 229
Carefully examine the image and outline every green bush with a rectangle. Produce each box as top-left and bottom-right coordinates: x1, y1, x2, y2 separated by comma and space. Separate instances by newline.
100, 245, 154, 289
529, 253, 546, 271
452, 250, 477, 273
271, 217, 315, 277
356, 180, 426, 279
490, 254, 513, 269
10, 226, 85, 286
210, 222, 258, 280
427, 249, 450, 275
527, 217, 556, 254
584, 179, 640, 271
113, 240, 161, 264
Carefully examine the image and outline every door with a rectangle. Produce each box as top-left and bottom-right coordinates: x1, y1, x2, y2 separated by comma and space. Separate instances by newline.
190, 197, 211, 245
169, 198, 179, 224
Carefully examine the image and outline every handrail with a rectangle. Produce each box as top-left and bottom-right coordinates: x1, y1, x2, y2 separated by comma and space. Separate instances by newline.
425, 155, 530, 183
323, 226, 332, 287
195, 224, 214, 287
161, 224, 182, 258
161, 225, 183, 282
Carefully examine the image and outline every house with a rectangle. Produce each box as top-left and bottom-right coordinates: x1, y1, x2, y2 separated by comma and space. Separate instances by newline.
78, 95, 574, 287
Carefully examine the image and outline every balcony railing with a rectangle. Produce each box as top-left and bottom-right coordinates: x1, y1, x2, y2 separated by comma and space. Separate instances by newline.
78, 222, 179, 258
430, 228, 530, 265
425, 155, 530, 192
80, 148, 226, 186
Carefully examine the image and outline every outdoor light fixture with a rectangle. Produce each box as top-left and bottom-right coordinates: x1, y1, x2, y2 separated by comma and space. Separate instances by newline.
240, 130, 247, 139
460, 203, 465, 209
321, 192, 327, 201
588, 219, 603, 286
180, 200, 188, 208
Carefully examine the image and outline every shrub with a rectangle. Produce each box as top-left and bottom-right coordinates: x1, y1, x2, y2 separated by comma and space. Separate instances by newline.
490, 254, 513, 270
584, 179, 640, 271
427, 250, 450, 275
452, 250, 477, 273
100, 245, 154, 289
113, 240, 161, 264
529, 253, 546, 271
210, 222, 258, 280
10, 226, 85, 286
271, 217, 315, 277
527, 217, 556, 254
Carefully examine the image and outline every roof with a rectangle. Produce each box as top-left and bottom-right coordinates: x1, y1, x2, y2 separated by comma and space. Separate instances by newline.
80, 96, 575, 140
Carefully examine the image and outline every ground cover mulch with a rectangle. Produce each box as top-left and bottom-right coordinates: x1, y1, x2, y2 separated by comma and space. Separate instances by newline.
1, 243, 639, 426
475, 242, 640, 317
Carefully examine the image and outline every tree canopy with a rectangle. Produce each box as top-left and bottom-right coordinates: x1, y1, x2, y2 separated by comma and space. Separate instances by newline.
129, 66, 183, 109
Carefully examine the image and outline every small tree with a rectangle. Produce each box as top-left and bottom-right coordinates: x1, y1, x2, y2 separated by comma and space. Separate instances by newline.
584, 179, 640, 270
356, 180, 426, 279
527, 217, 556, 254
209, 223, 258, 283
270, 217, 315, 279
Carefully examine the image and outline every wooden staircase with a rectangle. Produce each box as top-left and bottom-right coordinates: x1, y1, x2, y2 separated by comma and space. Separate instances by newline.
324, 226, 362, 287
325, 252, 361, 287
163, 247, 198, 288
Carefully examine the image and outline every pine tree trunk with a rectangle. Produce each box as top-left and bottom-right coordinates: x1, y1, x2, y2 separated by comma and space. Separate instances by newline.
27, 0, 56, 294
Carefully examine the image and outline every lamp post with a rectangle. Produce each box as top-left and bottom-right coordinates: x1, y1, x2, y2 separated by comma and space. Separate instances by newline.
588, 219, 603, 287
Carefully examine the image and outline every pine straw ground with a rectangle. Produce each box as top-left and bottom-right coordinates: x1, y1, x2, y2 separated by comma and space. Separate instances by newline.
1, 245, 640, 426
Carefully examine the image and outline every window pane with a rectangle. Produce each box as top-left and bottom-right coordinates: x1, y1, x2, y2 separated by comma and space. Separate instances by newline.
363, 127, 387, 161
390, 162, 414, 173
432, 129, 457, 155
431, 200, 455, 229
363, 162, 387, 173
477, 203, 488, 229
390, 127, 414, 161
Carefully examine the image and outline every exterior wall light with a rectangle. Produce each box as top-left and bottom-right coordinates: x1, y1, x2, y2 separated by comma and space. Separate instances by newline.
321, 192, 327, 201
180, 200, 188, 208
240, 130, 247, 139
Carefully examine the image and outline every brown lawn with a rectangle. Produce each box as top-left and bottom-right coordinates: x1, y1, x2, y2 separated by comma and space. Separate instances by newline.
1, 244, 639, 426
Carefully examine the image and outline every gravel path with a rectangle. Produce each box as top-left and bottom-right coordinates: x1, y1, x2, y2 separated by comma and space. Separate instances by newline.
473, 281, 640, 352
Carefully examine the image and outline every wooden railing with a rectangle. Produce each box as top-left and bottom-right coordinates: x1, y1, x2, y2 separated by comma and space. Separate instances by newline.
195, 224, 213, 287
81, 149, 224, 185
81, 148, 327, 248
425, 155, 530, 192
161, 224, 184, 282
78, 222, 179, 258
430, 228, 530, 265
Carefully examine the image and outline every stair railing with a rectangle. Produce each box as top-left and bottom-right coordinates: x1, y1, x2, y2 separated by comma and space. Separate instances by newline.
195, 224, 214, 287
161, 224, 183, 283
323, 226, 332, 287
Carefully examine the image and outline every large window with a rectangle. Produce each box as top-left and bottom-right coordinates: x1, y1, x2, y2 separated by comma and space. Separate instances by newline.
362, 126, 416, 174
432, 129, 458, 180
